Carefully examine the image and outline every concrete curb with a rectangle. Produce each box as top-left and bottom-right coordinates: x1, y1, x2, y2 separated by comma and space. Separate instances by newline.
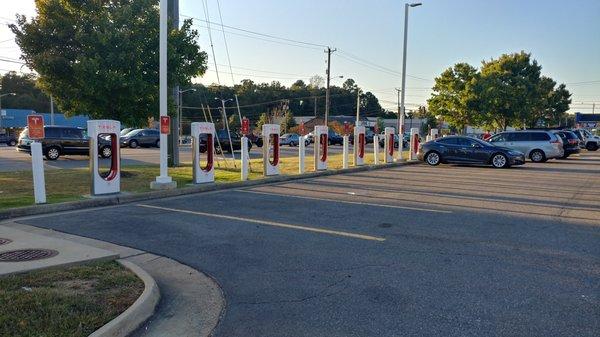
89, 259, 160, 337
0, 161, 421, 220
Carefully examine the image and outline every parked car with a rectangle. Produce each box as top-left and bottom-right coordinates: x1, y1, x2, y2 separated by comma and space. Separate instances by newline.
417, 136, 525, 168
487, 130, 563, 162
199, 129, 252, 153
305, 132, 314, 144
120, 128, 160, 148
327, 130, 344, 145
120, 127, 137, 136
17, 126, 113, 160
279, 133, 301, 147
349, 129, 376, 145
378, 134, 408, 149
0, 132, 17, 146
552, 130, 580, 158
246, 133, 263, 147
571, 128, 599, 151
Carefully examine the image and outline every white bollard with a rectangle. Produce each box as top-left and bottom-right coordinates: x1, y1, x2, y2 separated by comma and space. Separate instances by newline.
384, 127, 394, 163
299, 135, 305, 174
373, 135, 379, 165
30, 141, 46, 204
409, 127, 420, 161
241, 136, 249, 181
342, 135, 349, 169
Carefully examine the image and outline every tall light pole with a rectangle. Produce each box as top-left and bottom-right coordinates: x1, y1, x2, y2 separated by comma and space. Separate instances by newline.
151, 0, 174, 189
397, 2, 421, 160
324, 46, 337, 124
0, 92, 16, 130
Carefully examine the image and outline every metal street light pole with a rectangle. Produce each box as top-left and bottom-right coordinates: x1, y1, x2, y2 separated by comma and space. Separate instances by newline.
178, 88, 196, 143
324, 46, 337, 124
397, 2, 421, 160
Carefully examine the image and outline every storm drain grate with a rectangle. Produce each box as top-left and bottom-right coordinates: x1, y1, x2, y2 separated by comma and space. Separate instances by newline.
0, 249, 59, 262
0, 238, 12, 245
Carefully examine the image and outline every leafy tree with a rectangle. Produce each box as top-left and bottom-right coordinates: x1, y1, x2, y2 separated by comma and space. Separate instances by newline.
427, 63, 479, 133
0, 71, 51, 112
280, 110, 296, 133
10, 0, 207, 126
416, 106, 437, 135
256, 112, 270, 131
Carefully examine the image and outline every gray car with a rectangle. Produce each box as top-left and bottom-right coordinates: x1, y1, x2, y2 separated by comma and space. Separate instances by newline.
120, 128, 160, 148
487, 130, 563, 162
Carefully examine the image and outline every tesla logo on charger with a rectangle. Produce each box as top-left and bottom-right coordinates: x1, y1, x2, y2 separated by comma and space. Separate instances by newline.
27, 115, 45, 139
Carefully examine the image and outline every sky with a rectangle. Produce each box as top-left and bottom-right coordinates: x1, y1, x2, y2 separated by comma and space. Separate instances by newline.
1, 0, 599, 114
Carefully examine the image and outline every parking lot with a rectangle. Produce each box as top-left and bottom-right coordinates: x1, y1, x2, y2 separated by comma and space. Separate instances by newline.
13, 151, 600, 337
0, 143, 348, 172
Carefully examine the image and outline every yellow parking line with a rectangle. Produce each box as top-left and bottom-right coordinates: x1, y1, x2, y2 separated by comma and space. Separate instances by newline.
137, 204, 386, 242
236, 189, 452, 214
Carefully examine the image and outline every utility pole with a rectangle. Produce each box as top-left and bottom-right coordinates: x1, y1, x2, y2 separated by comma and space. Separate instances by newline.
314, 96, 317, 117
50, 95, 55, 125
355, 89, 361, 125
324, 46, 336, 124
168, 0, 180, 166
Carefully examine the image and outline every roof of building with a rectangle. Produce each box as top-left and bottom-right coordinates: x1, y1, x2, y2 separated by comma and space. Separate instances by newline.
0, 109, 89, 128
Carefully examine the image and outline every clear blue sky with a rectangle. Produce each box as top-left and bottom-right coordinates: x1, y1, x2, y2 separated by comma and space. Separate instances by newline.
2, 0, 599, 113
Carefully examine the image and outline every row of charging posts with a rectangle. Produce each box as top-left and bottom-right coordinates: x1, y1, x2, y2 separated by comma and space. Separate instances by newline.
32, 117, 428, 201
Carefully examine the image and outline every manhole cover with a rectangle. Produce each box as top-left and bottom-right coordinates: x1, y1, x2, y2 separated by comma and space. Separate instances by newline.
0, 249, 58, 262
0, 238, 12, 245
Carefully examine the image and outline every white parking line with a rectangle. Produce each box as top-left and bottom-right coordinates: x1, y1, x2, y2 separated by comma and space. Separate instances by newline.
137, 204, 386, 242
236, 189, 452, 214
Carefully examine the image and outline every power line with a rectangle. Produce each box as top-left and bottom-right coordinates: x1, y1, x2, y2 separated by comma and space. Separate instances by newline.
215, 0, 235, 86
201, 0, 221, 86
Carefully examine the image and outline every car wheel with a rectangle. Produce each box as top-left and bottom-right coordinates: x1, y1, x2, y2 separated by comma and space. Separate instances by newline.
289, 141, 296, 147
155, 140, 160, 148
129, 140, 138, 148
586, 143, 599, 151
8, 140, 16, 146
491, 153, 508, 168
425, 151, 441, 166
529, 149, 545, 163
305, 140, 310, 146
45, 146, 61, 161
328, 140, 333, 146
100, 146, 112, 158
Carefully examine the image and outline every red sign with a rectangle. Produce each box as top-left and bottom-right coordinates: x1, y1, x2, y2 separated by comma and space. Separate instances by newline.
27, 115, 45, 139
160, 116, 170, 135
374, 124, 379, 133
241, 117, 250, 135
299, 121, 306, 136
344, 121, 350, 135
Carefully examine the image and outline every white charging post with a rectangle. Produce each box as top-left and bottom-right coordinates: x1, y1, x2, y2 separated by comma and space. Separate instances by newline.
342, 122, 350, 169
353, 125, 366, 166
384, 127, 395, 163
373, 133, 380, 165
27, 115, 46, 204
298, 122, 306, 174
88, 120, 121, 195
262, 124, 280, 176
191, 122, 215, 184
240, 118, 250, 181
314, 125, 328, 171
430, 128, 439, 140
409, 127, 420, 161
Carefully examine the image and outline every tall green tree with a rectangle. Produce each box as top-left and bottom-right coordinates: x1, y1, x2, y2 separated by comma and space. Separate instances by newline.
10, 0, 207, 126
280, 110, 296, 133
428, 63, 479, 133
0, 71, 51, 112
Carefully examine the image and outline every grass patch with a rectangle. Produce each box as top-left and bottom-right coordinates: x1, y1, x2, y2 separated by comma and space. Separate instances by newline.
0, 150, 408, 210
0, 260, 144, 337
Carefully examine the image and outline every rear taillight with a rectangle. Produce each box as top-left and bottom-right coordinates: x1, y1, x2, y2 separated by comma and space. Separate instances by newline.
550, 140, 561, 144
568, 139, 578, 145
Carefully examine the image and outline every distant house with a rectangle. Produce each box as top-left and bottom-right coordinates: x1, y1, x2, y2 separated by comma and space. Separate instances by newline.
0, 108, 89, 129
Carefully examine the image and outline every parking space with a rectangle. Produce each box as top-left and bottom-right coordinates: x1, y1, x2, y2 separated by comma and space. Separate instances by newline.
14, 151, 600, 337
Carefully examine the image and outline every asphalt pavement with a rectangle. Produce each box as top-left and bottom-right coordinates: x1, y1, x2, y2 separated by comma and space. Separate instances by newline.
14, 151, 600, 337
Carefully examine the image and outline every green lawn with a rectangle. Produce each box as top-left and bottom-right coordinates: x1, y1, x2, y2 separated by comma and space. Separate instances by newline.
0, 261, 144, 337
0, 151, 406, 210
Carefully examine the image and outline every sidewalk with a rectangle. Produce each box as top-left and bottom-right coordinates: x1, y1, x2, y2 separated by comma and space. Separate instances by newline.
1, 220, 224, 337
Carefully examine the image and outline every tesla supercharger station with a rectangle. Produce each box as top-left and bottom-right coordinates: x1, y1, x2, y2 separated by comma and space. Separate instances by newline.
88, 120, 120, 195
409, 127, 420, 161
191, 122, 215, 184
353, 125, 366, 166
262, 124, 280, 176
314, 125, 328, 171
430, 128, 439, 140
384, 127, 395, 163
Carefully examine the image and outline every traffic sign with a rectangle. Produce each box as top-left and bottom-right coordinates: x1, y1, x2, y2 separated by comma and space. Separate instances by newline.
27, 115, 45, 139
241, 117, 250, 135
344, 121, 350, 135
299, 121, 305, 135
160, 116, 170, 134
